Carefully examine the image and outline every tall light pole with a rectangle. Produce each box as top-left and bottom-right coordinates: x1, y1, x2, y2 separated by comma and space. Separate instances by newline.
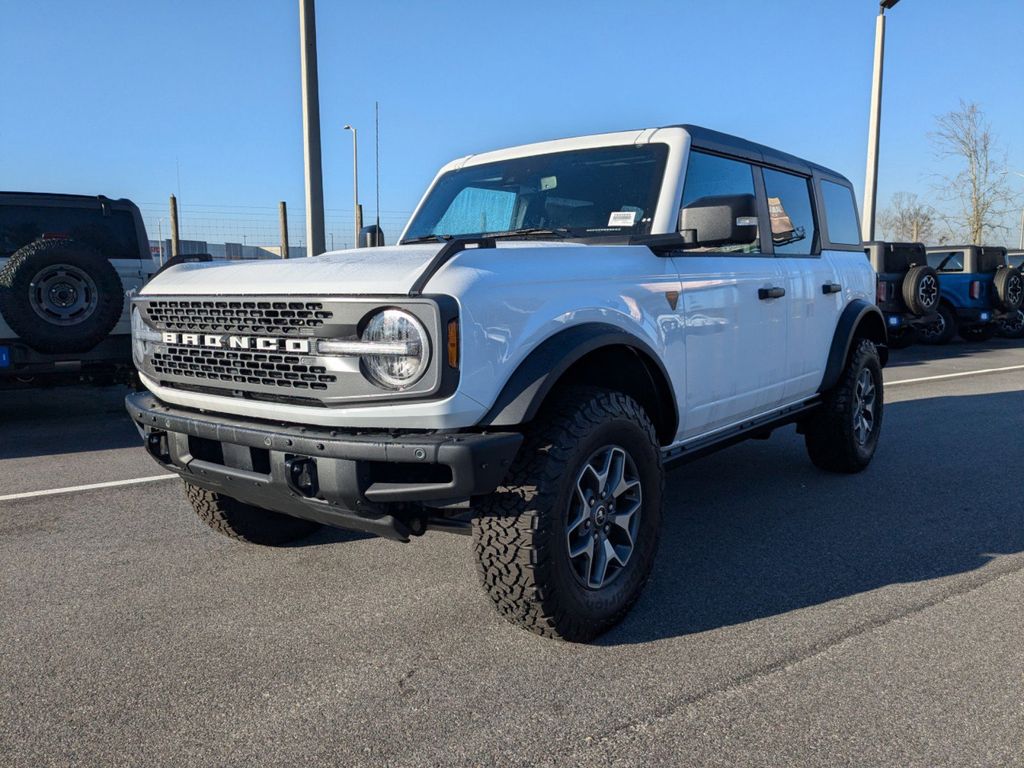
862, 0, 901, 242
1014, 172, 1024, 249
344, 124, 362, 246
299, 0, 326, 256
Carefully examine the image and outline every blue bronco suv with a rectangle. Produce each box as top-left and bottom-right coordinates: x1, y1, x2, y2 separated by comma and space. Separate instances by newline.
919, 245, 1023, 344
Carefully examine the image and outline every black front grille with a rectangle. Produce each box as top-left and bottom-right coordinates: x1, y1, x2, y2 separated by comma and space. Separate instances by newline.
144, 299, 334, 335
151, 346, 338, 391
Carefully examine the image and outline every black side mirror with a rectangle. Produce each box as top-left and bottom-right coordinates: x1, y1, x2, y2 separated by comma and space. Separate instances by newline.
679, 194, 758, 248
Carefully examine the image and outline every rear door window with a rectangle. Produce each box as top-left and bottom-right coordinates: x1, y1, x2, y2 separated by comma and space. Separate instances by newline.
762, 169, 818, 255
0, 204, 140, 260
820, 180, 861, 246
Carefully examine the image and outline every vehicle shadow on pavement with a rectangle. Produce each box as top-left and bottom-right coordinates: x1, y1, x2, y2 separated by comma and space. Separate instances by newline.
0, 385, 141, 459
599, 389, 1024, 646
886, 337, 1023, 372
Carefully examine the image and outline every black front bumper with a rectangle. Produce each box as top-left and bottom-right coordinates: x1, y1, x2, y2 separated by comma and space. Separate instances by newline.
126, 391, 522, 541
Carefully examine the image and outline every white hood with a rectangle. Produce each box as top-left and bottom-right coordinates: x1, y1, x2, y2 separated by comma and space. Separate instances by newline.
142, 244, 447, 296
141, 241, 579, 296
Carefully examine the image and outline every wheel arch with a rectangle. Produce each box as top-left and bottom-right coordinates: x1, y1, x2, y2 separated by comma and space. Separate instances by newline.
819, 300, 888, 393
479, 323, 678, 445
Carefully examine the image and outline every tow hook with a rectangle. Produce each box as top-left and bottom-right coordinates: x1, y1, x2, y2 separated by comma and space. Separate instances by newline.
146, 431, 171, 465
286, 457, 319, 498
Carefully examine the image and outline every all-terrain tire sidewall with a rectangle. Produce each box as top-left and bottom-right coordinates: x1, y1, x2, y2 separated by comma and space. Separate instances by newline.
184, 481, 322, 545
0, 239, 124, 354
472, 387, 663, 642
542, 406, 663, 631
902, 265, 940, 316
994, 267, 1024, 312
805, 339, 883, 473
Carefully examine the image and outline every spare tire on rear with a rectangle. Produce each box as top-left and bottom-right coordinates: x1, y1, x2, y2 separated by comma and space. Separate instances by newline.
901, 265, 940, 316
0, 238, 124, 354
993, 266, 1024, 312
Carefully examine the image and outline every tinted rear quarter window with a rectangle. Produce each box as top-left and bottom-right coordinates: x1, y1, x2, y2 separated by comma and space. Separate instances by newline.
762, 168, 817, 255
927, 251, 964, 272
0, 204, 140, 259
820, 180, 861, 246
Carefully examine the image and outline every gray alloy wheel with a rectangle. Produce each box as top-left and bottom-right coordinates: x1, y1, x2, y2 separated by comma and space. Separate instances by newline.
1008, 274, 1023, 309
852, 368, 878, 446
565, 445, 643, 590
28, 263, 99, 325
917, 273, 939, 311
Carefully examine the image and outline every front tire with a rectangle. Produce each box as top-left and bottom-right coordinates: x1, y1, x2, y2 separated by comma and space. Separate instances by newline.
184, 482, 322, 545
472, 387, 663, 642
804, 338, 883, 474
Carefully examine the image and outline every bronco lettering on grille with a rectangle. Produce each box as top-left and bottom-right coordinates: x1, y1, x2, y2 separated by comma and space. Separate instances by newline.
160, 332, 311, 354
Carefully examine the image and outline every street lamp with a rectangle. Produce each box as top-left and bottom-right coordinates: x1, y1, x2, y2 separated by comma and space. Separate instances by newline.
862, 0, 901, 242
344, 124, 362, 247
1014, 172, 1024, 249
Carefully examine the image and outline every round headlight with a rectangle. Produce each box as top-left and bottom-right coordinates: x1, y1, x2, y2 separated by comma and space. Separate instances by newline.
360, 309, 429, 389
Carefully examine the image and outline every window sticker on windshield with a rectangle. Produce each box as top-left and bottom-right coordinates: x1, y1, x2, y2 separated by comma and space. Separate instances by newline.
540, 175, 557, 191
608, 211, 637, 227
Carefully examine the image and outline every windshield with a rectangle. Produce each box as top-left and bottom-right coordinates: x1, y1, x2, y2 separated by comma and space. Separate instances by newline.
403, 144, 668, 242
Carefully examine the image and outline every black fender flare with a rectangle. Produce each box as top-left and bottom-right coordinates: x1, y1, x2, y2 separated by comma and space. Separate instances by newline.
479, 322, 678, 439
819, 299, 888, 393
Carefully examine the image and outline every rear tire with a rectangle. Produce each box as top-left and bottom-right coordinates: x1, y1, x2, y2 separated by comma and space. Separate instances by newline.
472, 387, 663, 642
998, 310, 1024, 340
804, 338, 883, 474
918, 303, 957, 345
184, 482, 321, 545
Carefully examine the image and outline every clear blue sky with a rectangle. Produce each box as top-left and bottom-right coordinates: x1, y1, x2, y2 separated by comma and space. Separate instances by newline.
2, 0, 1022, 246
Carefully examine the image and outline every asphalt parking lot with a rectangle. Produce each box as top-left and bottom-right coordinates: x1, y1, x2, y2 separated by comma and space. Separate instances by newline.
2, 340, 1023, 768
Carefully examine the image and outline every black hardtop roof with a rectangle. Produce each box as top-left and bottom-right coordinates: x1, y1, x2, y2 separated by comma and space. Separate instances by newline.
925, 244, 1008, 254
674, 124, 851, 184
0, 191, 139, 209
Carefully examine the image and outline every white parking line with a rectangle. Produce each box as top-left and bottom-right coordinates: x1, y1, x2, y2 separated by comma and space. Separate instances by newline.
888, 363, 1024, 387
0, 474, 176, 503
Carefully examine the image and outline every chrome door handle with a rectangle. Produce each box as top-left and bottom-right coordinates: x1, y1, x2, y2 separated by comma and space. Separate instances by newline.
758, 287, 786, 300
823, 282, 842, 294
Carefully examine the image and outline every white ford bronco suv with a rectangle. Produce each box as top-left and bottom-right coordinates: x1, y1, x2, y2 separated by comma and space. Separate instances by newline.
128, 125, 886, 641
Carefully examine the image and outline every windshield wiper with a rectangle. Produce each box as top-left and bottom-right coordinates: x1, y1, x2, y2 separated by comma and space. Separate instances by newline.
483, 227, 573, 240
401, 234, 453, 245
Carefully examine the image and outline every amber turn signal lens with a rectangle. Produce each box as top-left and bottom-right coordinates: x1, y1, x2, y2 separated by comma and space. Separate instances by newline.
447, 319, 459, 368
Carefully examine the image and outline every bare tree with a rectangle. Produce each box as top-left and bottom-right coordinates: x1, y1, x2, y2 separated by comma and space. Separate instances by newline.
931, 100, 1019, 245
877, 192, 936, 243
